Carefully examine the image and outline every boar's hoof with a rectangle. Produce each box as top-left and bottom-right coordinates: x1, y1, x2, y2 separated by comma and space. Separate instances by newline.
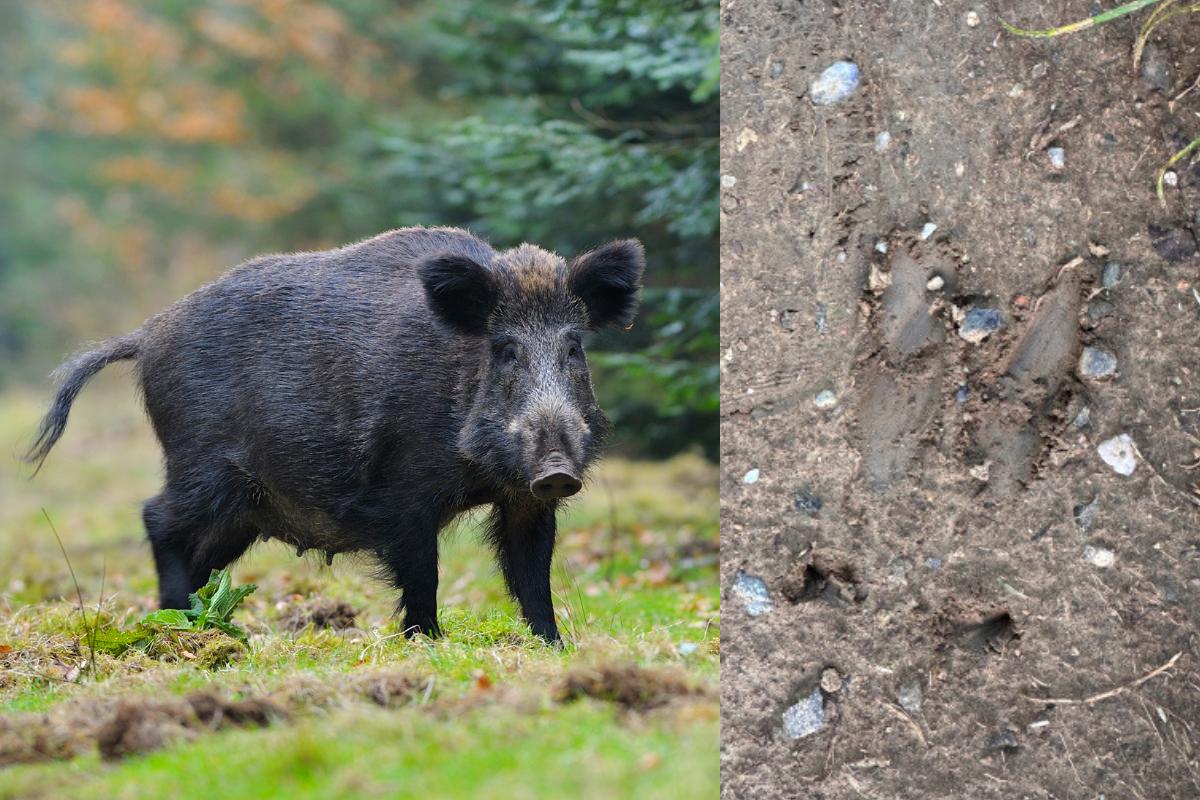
531, 458, 583, 501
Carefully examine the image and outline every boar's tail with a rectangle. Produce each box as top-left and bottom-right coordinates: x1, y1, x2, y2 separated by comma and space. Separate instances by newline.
25, 330, 142, 473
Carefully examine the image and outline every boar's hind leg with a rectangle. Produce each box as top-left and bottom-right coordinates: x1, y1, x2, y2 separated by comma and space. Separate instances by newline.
380, 525, 442, 639
143, 492, 200, 609
143, 490, 256, 609
490, 504, 560, 644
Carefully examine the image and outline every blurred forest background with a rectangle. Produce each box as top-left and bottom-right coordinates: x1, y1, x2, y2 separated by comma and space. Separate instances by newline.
0, 0, 718, 460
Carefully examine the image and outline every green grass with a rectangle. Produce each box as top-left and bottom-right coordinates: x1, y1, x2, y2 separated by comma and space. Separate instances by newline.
0, 700, 717, 800
0, 378, 718, 798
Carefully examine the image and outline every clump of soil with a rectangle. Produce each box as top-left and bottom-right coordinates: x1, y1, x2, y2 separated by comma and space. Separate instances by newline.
556, 664, 704, 711
0, 714, 91, 767
354, 672, 425, 708
0, 689, 283, 767
279, 598, 358, 632
97, 691, 282, 761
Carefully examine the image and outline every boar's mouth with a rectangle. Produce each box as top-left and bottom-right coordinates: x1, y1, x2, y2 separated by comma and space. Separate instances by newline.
529, 451, 583, 501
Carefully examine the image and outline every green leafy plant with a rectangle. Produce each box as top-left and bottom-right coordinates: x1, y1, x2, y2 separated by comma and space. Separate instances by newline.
91, 569, 258, 655
1003, 0, 1199, 205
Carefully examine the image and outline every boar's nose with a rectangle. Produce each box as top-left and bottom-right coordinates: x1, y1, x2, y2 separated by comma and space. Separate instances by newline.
530, 453, 583, 500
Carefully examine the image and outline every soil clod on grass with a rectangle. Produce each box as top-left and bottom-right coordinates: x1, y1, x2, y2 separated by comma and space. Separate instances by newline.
97, 692, 283, 761
555, 665, 704, 711
279, 598, 358, 632
355, 672, 426, 709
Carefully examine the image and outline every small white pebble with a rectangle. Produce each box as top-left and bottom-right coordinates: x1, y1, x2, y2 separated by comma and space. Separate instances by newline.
875, 240, 889, 254
743, 468, 760, 484
874, 131, 891, 152
955, 161, 965, 177
1047, 147, 1066, 170
1084, 545, 1116, 569
814, 389, 838, 410
926, 275, 944, 291
1008, 83, 1024, 98
721, 174, 737, 189
1163, 170, 1178, 188
966, 10, 980, 27
1097, 433, 1137, 476
920, 222, 938, 241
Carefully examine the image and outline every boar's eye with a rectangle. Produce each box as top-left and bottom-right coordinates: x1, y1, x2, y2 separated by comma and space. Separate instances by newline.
566, 342, 582, 361
499, 342, 519, 365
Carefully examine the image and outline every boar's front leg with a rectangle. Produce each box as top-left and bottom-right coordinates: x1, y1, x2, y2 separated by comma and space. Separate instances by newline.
380, 523, 442, 639
491, 502, 560, 644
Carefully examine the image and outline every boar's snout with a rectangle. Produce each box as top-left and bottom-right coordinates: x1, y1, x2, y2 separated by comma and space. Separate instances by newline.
530, 452, 583, 500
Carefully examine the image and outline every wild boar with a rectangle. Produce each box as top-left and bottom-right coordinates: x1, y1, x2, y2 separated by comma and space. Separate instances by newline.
27, 227, 645, 643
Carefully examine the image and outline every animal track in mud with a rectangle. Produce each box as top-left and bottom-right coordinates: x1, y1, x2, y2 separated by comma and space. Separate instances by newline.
934, 600, 1021, 655
780, 549, 867, 606
855, 232, 961, 491
855, 231, 1088, 496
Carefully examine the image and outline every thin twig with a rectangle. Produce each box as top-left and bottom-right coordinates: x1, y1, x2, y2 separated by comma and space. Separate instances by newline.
880, 701, 927, 746
1024, 651, 1183, 705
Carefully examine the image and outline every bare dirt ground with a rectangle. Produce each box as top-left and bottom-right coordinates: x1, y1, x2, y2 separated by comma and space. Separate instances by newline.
720, 2, 1200, 797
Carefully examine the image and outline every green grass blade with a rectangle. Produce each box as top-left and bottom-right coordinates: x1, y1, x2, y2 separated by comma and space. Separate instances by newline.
1157, 136, 1200, 206
1002, 0, 1165, 37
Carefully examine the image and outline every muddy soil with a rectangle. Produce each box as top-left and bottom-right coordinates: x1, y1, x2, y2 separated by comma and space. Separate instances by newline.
720, 2, 1200, 797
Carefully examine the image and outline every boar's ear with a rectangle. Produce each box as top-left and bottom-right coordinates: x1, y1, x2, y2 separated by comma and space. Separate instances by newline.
418, 252, 498, 336
568, 239, 645, 330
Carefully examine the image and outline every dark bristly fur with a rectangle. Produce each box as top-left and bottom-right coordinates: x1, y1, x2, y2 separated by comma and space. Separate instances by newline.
26, 226, 644, 643
25, 332, 142, 474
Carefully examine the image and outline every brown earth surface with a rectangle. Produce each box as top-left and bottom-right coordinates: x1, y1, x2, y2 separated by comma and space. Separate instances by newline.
720, 2, 1200, 797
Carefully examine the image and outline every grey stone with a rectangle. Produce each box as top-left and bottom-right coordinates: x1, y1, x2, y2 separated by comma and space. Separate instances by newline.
1140, 43, 1172, 93
810, 61, 860, 106
1101, 261, 1122, 288
897, 680, 923, 714
990, 730, 1019, 752
1078, 347, 1117, 380
1073, 496, 1100, 531
815, 303, 829, 334
731, 570, 773, 616
782, 687, 825, 738
794, 487, 822, 516
958, 307, 1004, 344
